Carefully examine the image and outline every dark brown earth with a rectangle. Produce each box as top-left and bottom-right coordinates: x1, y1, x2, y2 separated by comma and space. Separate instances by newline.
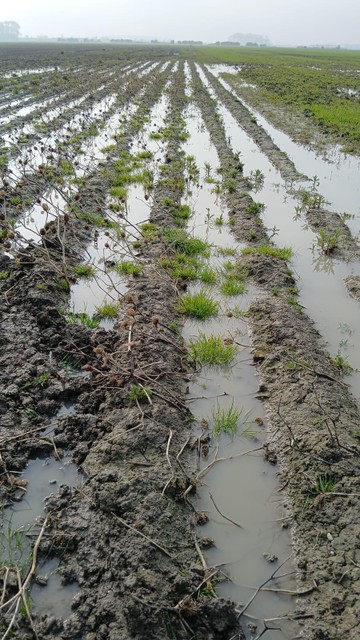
1, 46, 360, 640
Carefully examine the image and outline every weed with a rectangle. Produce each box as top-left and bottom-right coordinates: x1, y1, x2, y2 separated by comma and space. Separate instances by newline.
164, 228, 209, 256
96, 302, 120, 319
58, 278, 70, 291
241, 245, 293, 261
331, 350, 353, 375
220, 277, 247, 297
73, 264, 96, 279
141, 223, 159, 240
0, 271, 9, 280
128, 384, 152, 403
76, 211, 109, 228
176, 291, 219, 320
66, 311, 100, 329
211, 401, 241, 435
217, 247, 236, 257
247, 201, 265, 215
21, 372, 50, 389
313, 474, 336, 495
198, 265, 217, 284
315, 229, 342, 255
159, 253, 198, 280
188, 333, 237, 366
113, 261, 143, 276
214, 214, 224, 226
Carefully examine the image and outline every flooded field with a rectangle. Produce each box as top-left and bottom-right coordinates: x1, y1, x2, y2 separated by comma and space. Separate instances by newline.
0, 43, 359, 640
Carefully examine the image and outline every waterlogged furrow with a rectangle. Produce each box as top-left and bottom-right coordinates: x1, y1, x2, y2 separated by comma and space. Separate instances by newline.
0, 65, 168, 243
202, 64, 360, 255
70, 91, 171, 324
195, 65, 360, 400
180, 103, 299, 639
221, 67, 360, 237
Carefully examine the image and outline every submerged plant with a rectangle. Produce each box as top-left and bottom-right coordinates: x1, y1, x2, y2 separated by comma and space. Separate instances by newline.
211, 401, 241, 435
188, 333, 237, 366
220, 276, 247, 297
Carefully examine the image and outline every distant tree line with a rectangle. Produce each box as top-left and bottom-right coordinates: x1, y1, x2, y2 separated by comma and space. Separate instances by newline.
0, 21, 20, 40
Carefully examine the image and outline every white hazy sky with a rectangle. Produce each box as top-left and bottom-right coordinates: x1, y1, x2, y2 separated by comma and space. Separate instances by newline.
1, 0, 359, 45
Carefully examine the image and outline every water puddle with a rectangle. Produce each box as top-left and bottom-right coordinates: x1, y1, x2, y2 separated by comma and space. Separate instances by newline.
1, 401, 83, 620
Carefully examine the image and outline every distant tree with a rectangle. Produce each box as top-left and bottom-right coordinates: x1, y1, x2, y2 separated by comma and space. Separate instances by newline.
0, 21, 20, 40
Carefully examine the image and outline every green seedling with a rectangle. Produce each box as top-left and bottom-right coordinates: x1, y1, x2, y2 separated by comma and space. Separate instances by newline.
211, 401, 241, 435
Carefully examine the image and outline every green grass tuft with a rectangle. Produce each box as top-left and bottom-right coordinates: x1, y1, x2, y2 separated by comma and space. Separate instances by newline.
188, 333, 237, 366
241, 245, 293, 261
176, 291, 219, 320
211, 401, 241, 435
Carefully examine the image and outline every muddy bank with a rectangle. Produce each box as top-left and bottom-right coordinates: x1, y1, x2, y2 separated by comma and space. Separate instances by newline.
245, 291, 360, 640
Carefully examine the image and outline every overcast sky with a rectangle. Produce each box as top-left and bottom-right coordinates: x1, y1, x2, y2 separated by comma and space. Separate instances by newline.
1, 0, 360, 45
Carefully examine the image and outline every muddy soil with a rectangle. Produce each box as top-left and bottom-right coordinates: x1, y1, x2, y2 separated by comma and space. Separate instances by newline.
1, 47, 360, 640
344, 274, 360, 301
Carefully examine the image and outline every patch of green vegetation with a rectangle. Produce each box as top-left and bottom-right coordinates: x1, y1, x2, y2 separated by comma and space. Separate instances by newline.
159, 253, 198, 280
21, 372, 50, 389
195, 45, 360, 152
128, 384, 152, 403
241, 245, 293, 261
217, 247, 237, 257
331, 350, 353, 375
66, 311, 100, 328
0, 271, 9, 280
59, 160, 75, 176
211, 401, 241, 435
247, 201, 265, 216
101, 144, 117, 153
109, 186, 128, 200
313, 474, 336, 495
220, 276, 247, 296
198, 265, 217, 284
163, 198, 192, 226
176, 290, 219, 320
112, 260, 143, 276
315, 228, 342, 255
58, 278, 70, 291
73, 264, 96, 279
96, 301, 120, 318
188, 333, 237, 366
141, 223, 159, 240
164, 228, 209, 256
76, 211, 109, 228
